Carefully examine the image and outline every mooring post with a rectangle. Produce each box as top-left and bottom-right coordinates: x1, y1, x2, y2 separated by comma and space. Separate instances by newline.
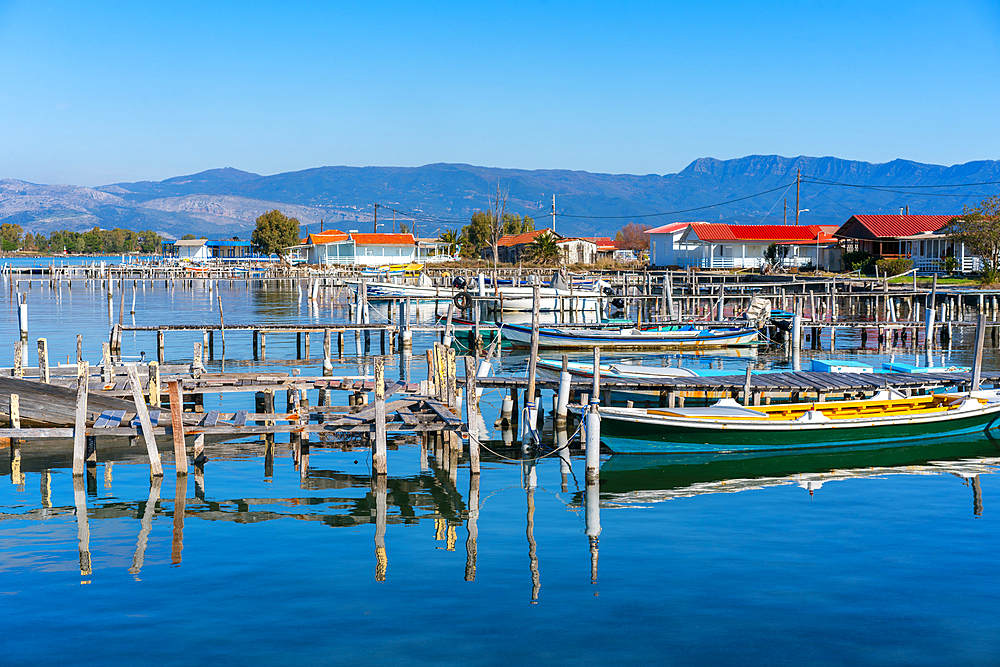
17, 292, 27, 341
556, 354, 571, 428
523, 284, 541, 446
72, 362, 89, 476
37, 338, 49, 383
373, 356, 387, 475
585, 347, 601, 485
101, 342, 112, 384
77, 334, 83, 365
167, 379, 186, 474
743, 365, 753, 407
464, 356, 481, 474
323, 328, 333, 376
444, 303, 455, 347
148, 361, 160, 407
972, 312, 986, 391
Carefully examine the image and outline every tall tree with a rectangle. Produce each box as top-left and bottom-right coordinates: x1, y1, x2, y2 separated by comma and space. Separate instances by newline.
943, 196, 1000, 284
617, 222, 652, 251
0, 223, 23, 251
251, 209, 300, 256
486, 181, 508, 268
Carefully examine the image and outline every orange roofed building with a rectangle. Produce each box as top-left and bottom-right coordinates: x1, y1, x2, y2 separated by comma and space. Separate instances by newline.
294, 230, 416, 266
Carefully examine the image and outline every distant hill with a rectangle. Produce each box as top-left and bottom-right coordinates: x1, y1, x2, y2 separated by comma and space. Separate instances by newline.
3, 155, 998, 239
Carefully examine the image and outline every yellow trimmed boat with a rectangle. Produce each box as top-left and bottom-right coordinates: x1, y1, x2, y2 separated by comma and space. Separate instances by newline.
598, 390, 1000, 454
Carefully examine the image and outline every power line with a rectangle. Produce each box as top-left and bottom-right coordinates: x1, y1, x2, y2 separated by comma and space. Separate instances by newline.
803, 175, 1000, 189
554, 183, 795, 219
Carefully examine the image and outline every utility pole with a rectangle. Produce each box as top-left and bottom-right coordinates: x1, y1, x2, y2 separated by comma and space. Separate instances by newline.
393, 209, 396, 234
794, 169, 801, 226
374, 203, 378, 233
551, 194, 556, 232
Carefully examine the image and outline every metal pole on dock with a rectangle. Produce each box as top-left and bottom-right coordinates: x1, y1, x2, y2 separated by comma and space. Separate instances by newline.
585, 347, 601, 485
555, 354, 571, 428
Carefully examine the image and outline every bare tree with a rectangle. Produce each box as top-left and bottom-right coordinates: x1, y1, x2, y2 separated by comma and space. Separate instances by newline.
486, 180, 508, 272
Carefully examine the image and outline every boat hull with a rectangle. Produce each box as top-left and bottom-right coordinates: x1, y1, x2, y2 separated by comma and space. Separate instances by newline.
599, 403, 1000, 454
503, 323, 759, 349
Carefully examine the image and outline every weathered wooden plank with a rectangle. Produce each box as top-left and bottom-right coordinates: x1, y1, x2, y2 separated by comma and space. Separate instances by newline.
233, 410, 248, 427
127, 364, 163, 476
423, 399, 462, 425
200, 410, 220, 427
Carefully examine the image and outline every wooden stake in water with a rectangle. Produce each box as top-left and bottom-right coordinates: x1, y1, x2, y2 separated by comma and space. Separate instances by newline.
464, 356, 480, 474
72, 362, 89, 476
37, 338, 49, 383
167, 380, 186, 474
373, 357, 387, 475
127, 363, 163, 477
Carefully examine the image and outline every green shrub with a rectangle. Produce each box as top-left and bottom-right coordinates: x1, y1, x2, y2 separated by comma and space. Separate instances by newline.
875, 257, 913, 277
936, 256, 959, 274
841, 250, 873, 274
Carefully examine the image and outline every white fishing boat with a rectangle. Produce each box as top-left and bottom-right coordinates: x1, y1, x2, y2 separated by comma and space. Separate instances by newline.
503, 322, 759, 349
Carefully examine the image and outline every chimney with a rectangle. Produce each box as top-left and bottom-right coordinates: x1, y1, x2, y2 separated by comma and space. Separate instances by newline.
905, 206, 909, 216
900, 207, 904, 216
320, 218, 324, 233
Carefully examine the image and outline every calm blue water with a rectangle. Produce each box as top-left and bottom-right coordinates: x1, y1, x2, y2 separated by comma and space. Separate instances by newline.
2, 273, 1000, 665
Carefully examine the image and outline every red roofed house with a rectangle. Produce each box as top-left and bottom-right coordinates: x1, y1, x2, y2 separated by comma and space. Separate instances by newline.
833, 214, 979, 272
646, 222, 697, 267
677, 223, 841, 270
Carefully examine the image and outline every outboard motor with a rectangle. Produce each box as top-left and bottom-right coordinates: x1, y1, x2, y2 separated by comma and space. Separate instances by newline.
452, 276, 467, 290
602, 285, 617, 297
610, 297, 626, 310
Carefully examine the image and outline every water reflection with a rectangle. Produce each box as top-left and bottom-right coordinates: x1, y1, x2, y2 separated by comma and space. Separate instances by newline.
3, 433, 1000, 599
597, 436, 1000, 514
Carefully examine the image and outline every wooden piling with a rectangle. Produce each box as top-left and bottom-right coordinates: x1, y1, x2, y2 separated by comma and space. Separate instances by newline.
37, 338, 49, 383
127, 364, 163, 476
373, 356, 387, 474
148, 361, 160, 407
167, 380, 186, 474
72, 362, 89, 476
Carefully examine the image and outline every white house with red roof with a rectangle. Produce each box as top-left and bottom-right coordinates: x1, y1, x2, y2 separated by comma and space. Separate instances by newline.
676, 223, 840, 270
833, 214, 979, 272
646, 222, 697, 267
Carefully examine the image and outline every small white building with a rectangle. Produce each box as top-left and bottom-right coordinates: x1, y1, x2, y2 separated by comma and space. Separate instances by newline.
351, 233, 416, 266
173, 238, 211, 262
558, 237, 599, 264
646, 222, 696, 267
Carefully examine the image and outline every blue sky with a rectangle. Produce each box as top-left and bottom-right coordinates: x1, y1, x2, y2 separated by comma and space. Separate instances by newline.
1, 0, 998, 186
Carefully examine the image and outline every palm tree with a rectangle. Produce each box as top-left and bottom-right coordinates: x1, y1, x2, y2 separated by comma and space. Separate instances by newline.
526, 232, 561, 264
438, 229, 460, 255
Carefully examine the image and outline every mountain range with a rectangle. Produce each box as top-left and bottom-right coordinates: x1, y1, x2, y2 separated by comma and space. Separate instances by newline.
2, 155, 998, 240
